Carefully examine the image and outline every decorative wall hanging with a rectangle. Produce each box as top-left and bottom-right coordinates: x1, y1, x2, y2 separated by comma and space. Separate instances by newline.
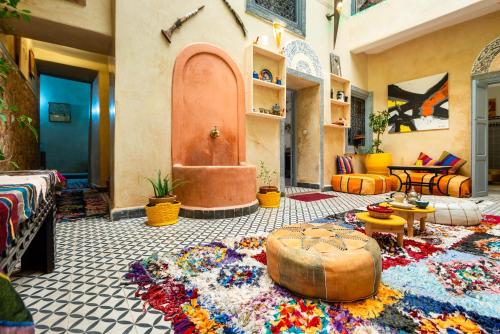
48, 103, 71, 123
221, 0, 247, 37
162, 5, 205, 43
283, 40, 323, 78
388, 73, 449, 133
330, 53, 341, 76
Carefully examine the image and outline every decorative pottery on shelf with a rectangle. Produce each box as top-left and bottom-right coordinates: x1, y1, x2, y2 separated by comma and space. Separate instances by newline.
367, 205, 393, 219
260, 69, 273, 82
257, 191, 280, 208
145, 201, 181, 227
365, 152, 392, 175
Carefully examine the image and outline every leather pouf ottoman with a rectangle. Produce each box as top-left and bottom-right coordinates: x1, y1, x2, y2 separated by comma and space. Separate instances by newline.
266, 223, 382, 302
424, 196, 481, 226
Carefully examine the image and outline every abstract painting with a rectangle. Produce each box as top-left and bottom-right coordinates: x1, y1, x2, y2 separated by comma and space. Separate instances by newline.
388, 73, 448, 133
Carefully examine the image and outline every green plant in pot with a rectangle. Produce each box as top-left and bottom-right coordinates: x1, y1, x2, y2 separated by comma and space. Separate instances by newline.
146, 171, 186, 206
257, 161, 278, 194
365, 110, 392, 175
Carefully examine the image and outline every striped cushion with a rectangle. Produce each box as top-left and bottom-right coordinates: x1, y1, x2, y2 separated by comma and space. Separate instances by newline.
389, 173, 471, 198
437, 151, 467, 174
415, 152, 436, 166
336, 155, 354, 174
332, 174, 390, 195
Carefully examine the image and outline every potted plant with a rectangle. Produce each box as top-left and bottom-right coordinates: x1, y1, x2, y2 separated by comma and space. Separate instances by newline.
145, 171, 185, 226
365, 110, 393, 175
256, 161, 280, 208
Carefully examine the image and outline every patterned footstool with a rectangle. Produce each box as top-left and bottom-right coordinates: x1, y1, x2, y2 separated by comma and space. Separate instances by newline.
266, 223, 382, 302
425, 196, 481, 226
331, 174, 391, 195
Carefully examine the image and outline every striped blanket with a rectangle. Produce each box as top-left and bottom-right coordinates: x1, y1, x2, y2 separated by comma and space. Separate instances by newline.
0, 171, 60, 254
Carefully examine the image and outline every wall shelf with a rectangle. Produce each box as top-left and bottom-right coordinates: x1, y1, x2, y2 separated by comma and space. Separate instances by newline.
330, 99, 350, 107
329, 73, 351, 128
246, 111, 284, 120
246, 44, 286, 120
253, 78, 285, 90
324, 123, 349, 129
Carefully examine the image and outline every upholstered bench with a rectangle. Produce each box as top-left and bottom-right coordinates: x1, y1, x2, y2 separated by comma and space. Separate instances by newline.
331, 174, 391, 195
266, 223, 381, 302
423, 196, 481, 226
389, 173, 471, 198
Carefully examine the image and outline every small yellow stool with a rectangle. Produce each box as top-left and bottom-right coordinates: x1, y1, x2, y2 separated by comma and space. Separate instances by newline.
380, 203, 436, 237
356, 212, 406, 247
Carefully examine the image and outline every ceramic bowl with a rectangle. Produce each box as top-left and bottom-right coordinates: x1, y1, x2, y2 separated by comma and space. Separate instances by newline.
415, 200, 429, 209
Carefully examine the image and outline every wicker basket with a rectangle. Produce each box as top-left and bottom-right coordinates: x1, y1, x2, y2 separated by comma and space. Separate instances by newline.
145, 201, 181, 226
257, 191, 281, 208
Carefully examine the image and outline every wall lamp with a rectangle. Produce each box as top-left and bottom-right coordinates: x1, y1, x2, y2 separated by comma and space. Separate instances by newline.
326, 0, 343, 20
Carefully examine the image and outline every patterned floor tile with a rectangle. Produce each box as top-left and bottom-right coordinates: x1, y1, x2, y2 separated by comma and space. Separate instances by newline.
9, 189, 500, 333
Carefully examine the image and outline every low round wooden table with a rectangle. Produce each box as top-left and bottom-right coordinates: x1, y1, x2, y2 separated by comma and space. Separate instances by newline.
356, 212, 406, 247
380, 202, 436, 237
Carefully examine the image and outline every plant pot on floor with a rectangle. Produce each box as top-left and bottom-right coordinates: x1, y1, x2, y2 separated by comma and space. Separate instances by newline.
148, 195, 177, 206
259, 186, 279, 194
365, 153, 392, 175
145, 201, 181, 226
257, 191, 280, 208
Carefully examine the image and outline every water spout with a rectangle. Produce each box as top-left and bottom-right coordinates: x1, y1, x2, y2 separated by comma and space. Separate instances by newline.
210, 126, 220, 139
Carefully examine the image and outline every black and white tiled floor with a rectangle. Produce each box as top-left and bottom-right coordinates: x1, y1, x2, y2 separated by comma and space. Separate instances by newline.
11, 188, 500, 333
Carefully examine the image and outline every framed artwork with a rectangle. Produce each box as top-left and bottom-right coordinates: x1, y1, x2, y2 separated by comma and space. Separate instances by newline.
330, 53, 341, 76
49, 103, 71, 123
29, 50, 37, 79
489, 98, 496, 118
388, 73, 449, 133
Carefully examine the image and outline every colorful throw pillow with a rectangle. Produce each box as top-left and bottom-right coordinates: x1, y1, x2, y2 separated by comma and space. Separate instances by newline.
415, 152, 436, 166
437, 151, 467, 174
337, 155, 354, 174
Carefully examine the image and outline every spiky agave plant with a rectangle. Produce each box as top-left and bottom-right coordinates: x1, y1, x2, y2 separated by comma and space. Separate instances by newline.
146, 171, 186, 198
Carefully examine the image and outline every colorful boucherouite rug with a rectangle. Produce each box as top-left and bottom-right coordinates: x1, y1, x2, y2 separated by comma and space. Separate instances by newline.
56, 189, 109, 221
124, 213, 500, 334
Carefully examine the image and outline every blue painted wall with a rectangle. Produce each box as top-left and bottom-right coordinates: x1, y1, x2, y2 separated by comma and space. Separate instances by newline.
40, 75, 91, 173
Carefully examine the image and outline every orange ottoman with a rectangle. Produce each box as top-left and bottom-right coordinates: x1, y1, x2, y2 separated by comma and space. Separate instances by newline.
266, 223, 382, 302
332, 174, 391, 195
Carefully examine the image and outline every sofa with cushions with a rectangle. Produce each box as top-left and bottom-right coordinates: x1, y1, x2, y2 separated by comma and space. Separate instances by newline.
390, 151, 471, 198
331, 151, 471, 198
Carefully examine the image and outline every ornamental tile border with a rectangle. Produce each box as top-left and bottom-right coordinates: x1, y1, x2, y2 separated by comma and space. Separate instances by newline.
471, 37, 500, 75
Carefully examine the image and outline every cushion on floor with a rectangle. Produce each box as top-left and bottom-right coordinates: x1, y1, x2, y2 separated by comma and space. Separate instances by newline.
0, 272, 35, 334
422, 196, 481, 226
389, 173, 471, 198
266, 223, 382, 302
331, 174, 391, 195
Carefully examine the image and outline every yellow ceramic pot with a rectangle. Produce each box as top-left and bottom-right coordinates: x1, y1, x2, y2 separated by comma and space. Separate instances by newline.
365, 153, 393, 175
145, 201, 181, 226
257, 191, 281, 208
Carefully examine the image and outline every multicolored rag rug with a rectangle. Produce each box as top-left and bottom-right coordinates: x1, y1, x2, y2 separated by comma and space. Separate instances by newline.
56, 189, 108, 222
124, 214, 500, 333
288, 193, 337, 202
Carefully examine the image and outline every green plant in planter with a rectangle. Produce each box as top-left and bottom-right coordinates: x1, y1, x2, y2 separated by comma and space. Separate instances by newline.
257, 160, 278, 193
146, 171, 186, 201
368, 110, 389, 153
0, 0, 34, 168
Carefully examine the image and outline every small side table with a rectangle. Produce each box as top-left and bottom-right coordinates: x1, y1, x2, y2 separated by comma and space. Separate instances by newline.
356, 212, 406, 247
380, 202, 436, 237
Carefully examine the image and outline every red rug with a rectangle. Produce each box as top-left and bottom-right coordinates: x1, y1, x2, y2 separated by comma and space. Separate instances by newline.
482, 215, 500, 224
288, 192, 336, 202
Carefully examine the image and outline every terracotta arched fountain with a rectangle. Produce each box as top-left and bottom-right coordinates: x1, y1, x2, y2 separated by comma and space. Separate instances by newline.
172, 43, 257, 218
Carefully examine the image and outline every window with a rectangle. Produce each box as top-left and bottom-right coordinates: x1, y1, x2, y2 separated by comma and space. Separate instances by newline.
351, 0, 385, 15
246, 0, 306, 37
346, 87, 372, 153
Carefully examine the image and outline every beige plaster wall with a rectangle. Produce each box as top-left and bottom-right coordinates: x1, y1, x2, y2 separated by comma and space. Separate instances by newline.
22, 0, 112, 37
113, 0, 370, 208
296, 85, 321, 184
367, 11, 500, 176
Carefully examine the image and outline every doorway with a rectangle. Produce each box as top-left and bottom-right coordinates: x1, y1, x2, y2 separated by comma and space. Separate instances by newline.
39, 74, 92, 180
283, 72, 323, 190
471, 71, 500, 197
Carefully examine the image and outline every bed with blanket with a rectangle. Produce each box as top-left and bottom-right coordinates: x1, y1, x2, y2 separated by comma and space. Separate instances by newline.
0, 170, 60, 276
